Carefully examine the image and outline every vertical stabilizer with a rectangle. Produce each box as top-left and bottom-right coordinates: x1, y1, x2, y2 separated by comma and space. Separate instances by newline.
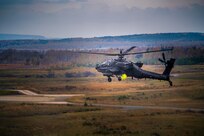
163, 58, 176, 76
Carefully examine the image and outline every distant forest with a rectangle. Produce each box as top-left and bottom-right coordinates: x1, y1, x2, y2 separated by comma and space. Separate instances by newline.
0, 46, 203, 67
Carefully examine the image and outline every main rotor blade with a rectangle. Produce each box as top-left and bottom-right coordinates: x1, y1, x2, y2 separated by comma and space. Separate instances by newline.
124, 48, 173, 55
122, 46, 136, 54
66, 51, 120, 56
66, 47, 173, 56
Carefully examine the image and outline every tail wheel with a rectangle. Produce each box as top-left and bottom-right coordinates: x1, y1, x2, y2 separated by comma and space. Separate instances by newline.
169, 80, 173, 86
108, 77, 112, 82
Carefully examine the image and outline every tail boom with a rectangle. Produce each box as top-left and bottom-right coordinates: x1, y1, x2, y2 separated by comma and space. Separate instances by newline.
132, 58, 176, 86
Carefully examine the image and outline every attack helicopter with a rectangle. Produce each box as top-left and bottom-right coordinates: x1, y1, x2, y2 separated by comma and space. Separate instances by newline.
71, 46, 175, 86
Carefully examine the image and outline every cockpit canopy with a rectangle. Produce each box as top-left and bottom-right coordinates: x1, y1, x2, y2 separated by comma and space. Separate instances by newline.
97, 59, 115, 67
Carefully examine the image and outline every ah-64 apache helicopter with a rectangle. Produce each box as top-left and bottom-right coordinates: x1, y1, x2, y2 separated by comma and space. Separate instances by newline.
71, 46, 175, 86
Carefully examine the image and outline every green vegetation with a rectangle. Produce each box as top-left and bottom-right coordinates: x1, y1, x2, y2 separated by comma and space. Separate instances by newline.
0, 90, 20, 95
116, 95, 130, 101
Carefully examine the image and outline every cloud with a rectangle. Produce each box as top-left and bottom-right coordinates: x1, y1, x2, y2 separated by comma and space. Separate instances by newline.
0, 0, 204, 37
87, 0, 204, 9
0, 0, 85, 5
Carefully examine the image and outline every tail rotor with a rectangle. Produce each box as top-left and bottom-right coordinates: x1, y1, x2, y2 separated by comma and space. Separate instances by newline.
158, 53, 167, 66
158, 52, 176, 86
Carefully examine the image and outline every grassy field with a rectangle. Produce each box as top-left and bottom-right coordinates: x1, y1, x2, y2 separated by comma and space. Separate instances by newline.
0, 103, 203, 136
0, 64, 204, 136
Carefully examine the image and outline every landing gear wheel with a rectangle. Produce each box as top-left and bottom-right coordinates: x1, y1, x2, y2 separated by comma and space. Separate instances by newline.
118, 77, 122, 81
108, 77, 112, 82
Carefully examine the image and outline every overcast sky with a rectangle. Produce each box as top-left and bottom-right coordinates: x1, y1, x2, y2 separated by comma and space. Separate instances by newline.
0, 0, 204, 38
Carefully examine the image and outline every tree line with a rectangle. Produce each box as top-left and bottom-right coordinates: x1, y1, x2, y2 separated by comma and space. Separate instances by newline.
0, 46, 203, 68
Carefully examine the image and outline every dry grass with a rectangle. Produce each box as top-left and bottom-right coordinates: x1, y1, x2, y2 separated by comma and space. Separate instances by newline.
0, 103, 204, 136
0, 65, 204, 135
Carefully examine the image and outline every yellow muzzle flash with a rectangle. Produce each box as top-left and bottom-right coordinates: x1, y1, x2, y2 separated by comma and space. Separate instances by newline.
121, 74, 127, 80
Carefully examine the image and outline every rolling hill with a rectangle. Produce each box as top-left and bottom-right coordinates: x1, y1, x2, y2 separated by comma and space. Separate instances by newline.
0, 33, 204, 50
0, 34, 45, 40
